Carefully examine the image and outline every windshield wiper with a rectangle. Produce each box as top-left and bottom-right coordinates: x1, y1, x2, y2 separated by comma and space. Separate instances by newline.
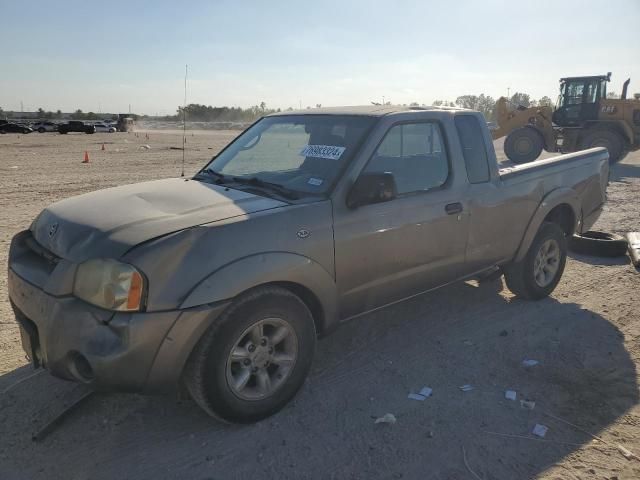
232, 176, 299, 200
195, 168, 229, 183
196, 170, 299, 200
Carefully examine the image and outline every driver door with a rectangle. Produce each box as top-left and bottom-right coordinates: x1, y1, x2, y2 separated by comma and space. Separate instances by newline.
332, 121, 469, 319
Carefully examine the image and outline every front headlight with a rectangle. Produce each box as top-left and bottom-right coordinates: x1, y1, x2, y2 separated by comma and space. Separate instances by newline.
73, 259, 145, 311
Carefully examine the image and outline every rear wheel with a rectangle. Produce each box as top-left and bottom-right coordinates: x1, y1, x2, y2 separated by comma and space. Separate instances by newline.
579, 128, 625, 163
504, 127, 544, 164
504, 222, 567, 300
183, 286, 316, 423
38, 127, 45, 133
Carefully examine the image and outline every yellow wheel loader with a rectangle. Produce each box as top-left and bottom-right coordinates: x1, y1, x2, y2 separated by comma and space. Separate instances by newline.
493, 73, 640, 163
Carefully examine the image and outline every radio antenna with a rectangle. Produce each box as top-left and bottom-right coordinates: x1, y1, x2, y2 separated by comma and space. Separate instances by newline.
181, 64, 188, 177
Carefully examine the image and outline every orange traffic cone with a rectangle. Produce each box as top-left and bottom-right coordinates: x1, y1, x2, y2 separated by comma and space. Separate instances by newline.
101, 143, 105, 151
82, 151, 90, 163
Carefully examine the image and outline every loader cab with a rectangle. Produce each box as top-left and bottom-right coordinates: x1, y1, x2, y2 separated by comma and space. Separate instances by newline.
552, 74, 609, 127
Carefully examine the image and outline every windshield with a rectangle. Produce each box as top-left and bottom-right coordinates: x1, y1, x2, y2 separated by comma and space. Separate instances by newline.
200, 115, 377, 196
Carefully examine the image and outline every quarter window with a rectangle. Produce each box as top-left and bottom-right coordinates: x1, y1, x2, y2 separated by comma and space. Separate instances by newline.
363, 122, 448, 194
455, 115, 490, 183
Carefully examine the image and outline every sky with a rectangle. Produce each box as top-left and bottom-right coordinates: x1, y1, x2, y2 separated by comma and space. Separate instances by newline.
1, 0, 639, 115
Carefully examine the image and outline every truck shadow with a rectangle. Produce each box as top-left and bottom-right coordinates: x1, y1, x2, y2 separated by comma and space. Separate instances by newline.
0, 278, 637, 480
610, 161, 640, 181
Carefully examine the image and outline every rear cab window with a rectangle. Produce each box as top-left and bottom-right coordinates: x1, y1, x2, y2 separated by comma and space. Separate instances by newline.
454, 115, 491, 184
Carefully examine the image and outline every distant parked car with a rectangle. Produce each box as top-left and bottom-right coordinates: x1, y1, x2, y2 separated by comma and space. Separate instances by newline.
32, 121, 58, 133
0, 123, 33, 134
93, 123, 117, 133
58, 121, 95, 134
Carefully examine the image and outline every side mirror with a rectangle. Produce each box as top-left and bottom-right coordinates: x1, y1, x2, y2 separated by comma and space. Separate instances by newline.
346, 172, 397, 209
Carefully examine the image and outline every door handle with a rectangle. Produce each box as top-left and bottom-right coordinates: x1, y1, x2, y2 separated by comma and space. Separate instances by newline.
445, 202, 463, 215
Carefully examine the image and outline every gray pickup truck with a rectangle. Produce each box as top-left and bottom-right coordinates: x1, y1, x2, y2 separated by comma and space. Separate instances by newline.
8, 105, 609, 422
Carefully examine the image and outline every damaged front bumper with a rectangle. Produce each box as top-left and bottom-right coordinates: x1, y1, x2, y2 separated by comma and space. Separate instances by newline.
8, 231, 229, 393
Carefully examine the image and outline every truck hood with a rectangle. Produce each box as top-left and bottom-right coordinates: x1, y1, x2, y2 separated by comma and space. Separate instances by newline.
31, 178, 287, 262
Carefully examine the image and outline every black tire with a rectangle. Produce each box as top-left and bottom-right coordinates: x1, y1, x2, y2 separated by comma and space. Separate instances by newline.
504, 127, 544, 164
183, 286, 316, 423
579, 128, 625, 164
569, 231, 628, 257
59, 130, 67, 134
38, 127, 46, 133
504, 222, 567, 300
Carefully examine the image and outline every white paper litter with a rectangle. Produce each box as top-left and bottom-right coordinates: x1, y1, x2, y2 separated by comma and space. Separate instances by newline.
532, 424, 548, 437
522, 359, 540, 367
408, 387, 433, 401
520, 400, 536, 410
408, 393, 426, 401
419, 387, 433, 397
141, 144, 151, 150
459, 384, 474, 392
374, 413, 396, 425
505, 390, 517, 401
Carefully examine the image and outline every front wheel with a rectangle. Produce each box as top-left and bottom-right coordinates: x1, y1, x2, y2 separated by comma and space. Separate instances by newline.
38, 127, 46, 133
504, 222, 567, 300
183, 286, 316, 423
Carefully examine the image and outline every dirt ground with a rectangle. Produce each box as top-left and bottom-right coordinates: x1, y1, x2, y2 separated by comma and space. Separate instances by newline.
0, 130, 639, 480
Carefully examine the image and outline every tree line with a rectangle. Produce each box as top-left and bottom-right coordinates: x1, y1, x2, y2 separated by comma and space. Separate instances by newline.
157, 103, 282, 122
428, 93, 555, 122
9, 90, 611, 124
0, 107, 124, 121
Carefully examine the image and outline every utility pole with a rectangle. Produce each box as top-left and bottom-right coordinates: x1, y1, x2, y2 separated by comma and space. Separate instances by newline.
382, 95, 385, 105
20, 100, 24, 113
507, 87, 510, 99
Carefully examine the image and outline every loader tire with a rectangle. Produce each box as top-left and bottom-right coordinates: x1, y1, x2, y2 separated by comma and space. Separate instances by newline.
579, 128, 625, 164
504, 127, 544, 164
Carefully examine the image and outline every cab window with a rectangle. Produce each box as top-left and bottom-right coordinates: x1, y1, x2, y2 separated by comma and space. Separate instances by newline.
455, 115, 490, 183
363, 122, 448, 194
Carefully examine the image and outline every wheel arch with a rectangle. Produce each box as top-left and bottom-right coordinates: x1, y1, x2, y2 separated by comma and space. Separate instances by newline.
179, 252, 338, 334
513, 188, 580, 262
544, 203, 576, 237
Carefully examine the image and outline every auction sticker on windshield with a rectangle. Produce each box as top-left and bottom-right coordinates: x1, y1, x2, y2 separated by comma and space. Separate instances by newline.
300, 145, 346, 160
